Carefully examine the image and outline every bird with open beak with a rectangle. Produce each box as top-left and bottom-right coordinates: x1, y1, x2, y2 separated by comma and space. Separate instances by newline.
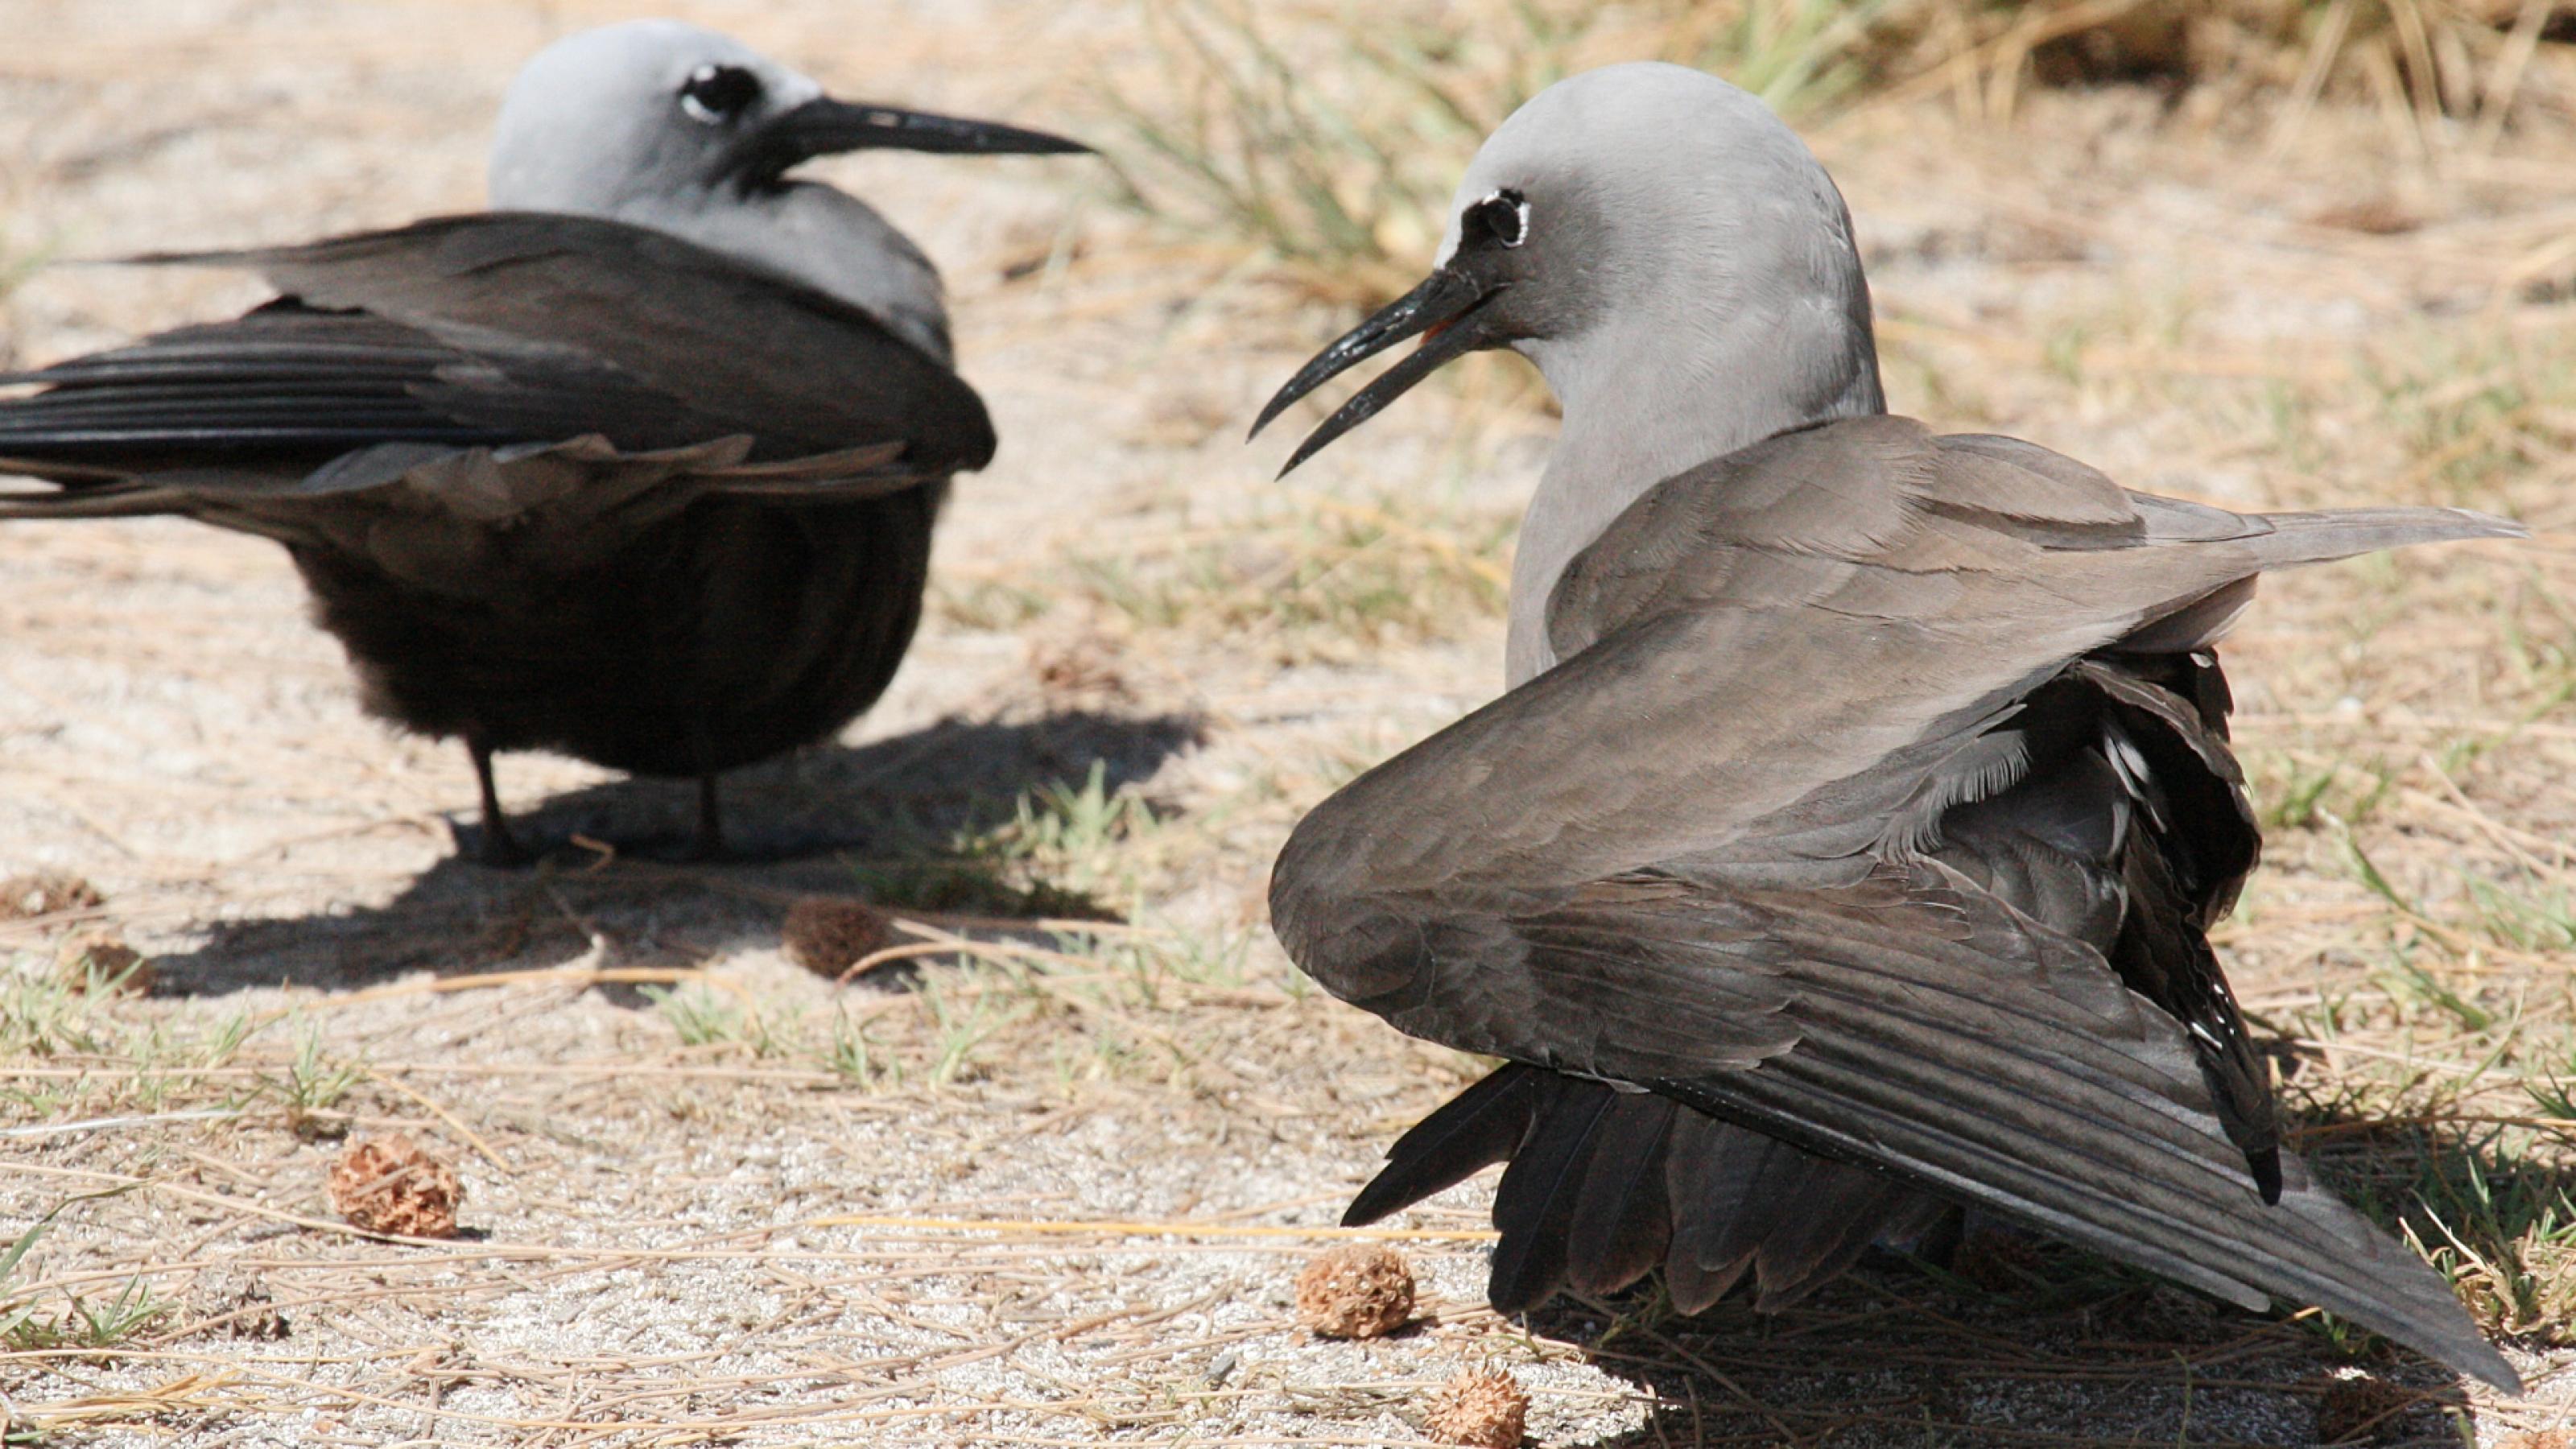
0, 20, 1088, 863
1253, 61, 2522, 1391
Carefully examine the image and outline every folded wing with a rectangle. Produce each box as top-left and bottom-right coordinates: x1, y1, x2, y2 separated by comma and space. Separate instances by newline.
0, 212, 992, 524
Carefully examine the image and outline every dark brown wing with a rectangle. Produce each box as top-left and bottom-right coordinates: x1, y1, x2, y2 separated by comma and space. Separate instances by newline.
0, 301, 760, 496
1274, 415, 2521, 1389
0, 212, 992, 508
202, 213, 995, 472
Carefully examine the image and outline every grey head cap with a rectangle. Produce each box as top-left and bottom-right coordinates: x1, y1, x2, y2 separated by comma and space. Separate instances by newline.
489, 19, 1088, 365
1252, 61, 1886, 679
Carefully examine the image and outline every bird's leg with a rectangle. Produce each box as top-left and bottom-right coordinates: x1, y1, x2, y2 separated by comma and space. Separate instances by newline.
683, 716, 727, 861
466, 737, 530, 868
690, 773, 724, 861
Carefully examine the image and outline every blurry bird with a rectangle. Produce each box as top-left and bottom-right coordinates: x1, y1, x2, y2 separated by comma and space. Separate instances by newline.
1252, 62, 2521, 1389
0, 20, 1088, 863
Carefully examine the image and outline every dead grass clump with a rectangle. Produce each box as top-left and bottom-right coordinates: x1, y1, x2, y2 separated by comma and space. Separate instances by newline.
0, 873, 101, 921
782, 896, 897, 980
1294, 1242, 1415, 1338
1424, 1365, 1529, 1448
326, 1135, 462, 1239
2313, 1373, 2419, 1443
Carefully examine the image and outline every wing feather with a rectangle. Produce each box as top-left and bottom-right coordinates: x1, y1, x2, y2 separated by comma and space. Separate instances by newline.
0, 213, 993, 513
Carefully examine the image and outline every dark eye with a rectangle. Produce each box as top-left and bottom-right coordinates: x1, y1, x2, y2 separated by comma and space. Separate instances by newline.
1464, 188, 1530, 249
679, 64, 763, 125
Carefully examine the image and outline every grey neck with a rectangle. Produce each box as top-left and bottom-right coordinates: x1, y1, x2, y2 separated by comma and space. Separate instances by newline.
1503, 291, 1885, 685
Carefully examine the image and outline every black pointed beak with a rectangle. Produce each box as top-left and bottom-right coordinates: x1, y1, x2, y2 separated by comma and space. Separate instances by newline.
1249, 266, 1504, 477
724, 96, 1090, 188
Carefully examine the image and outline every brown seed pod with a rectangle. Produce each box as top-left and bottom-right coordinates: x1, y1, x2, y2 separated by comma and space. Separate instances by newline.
327, 1135, 463, 1239
1424, 1365, 1528, 1449
782, 895, 897, 979
1294, 1241, 1415, 1339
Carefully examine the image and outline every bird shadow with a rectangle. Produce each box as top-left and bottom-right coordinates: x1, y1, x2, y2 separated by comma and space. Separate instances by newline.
1529, 1108, 2562, 1446
145, 708, 1203, 997
1537, 1256, 2486, 1447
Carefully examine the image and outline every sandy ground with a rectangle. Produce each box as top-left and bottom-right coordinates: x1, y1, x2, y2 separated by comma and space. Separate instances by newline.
2, 1, 2575, 1445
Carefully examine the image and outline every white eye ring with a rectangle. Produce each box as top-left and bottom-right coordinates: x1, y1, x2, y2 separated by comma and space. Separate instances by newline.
679, 63, 759, 126
1476, 189, 1530, 248
680, 65, 723, 125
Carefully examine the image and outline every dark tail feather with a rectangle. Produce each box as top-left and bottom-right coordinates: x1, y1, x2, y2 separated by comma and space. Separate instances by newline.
1658, 1116, 1950, 1314
1664, 1113, 1762, 1312
1563, 1093, 1678, 1295
1693, 1133, 1819, 1276
1343, 1063, 1552, 1227
1488, 1084, 1617, 1313
1749, 1166, 1937, 1309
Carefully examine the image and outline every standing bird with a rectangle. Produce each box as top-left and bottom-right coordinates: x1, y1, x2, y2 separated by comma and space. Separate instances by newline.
1252, 64, 2521, 1389
0, 21, 1088, 863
